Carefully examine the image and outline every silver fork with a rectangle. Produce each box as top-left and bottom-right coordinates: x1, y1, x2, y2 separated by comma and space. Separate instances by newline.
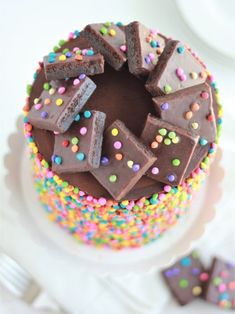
0, 251, 67, 314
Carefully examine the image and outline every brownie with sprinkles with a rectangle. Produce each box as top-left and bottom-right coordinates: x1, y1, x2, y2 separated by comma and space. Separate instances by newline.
27, 75, 96, 133
140, 114, 199, 185
153, 83, 217, 143
91, 120, 157, 200
43, 48, 104, 80
145, 40, 207, 96
125, 21, 167, 76
162, 251, 209, 305
204, 257, 235, 310
52, 111, 106, 173
83, 22, 127, 70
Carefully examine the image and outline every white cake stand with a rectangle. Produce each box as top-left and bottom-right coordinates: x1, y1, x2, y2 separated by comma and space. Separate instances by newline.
4, 117, 224, 275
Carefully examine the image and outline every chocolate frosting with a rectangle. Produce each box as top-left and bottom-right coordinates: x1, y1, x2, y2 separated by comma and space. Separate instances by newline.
29, 31, 218, 200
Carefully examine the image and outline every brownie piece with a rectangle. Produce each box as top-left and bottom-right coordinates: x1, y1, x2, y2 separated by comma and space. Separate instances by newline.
162, 251, 209, 305
145, 40, 207, 96
27, 75, 96, 133
83, 22, 127, 70
125, 21, 167, 76
43, 49, 104, 80
52, 111, 106, 173
153, 83, 216, 143
140, 114, 199, 185
204, 257, 235, 310
91, 120, 157, 200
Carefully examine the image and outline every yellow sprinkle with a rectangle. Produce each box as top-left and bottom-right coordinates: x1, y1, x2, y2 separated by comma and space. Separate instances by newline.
59, 54, 66, 61
109, 29, 116, 36
127, 160, 134, 168
192, 286, 202, 296
49, 88, 56, 95
111, 128, 119, 136
34, 98, 39, 104
56, 98, 63, 106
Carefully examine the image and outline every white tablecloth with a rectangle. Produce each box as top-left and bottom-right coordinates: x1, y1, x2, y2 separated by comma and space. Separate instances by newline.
1, 0, 235, 313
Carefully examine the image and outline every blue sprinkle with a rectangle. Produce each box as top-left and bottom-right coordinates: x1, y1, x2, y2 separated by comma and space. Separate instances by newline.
76, 152, 85, 161
199, 138, 208, 146
74, 114, 80, 122
177, 46, 185, 54
74, 30, 80, 37
180, 257, 192, 267
84, 110, 92, 119
86, 49, 94, 56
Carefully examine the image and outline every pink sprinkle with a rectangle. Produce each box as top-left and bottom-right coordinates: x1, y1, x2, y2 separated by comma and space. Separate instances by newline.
73, 47, 79, 52
176, 67, 184, 76
164, 185, 171, 192
159, 193, 165, 201
82, 49, 87, 56
201, 91, 209, 99
53, 131, 60, 135
79, 191, 85, 196
35, 103, 42, 110
200, 272, 209, 282
218, 283, 227, 293
113, 141, 122, 149
229, 281, 235, 290
179, 74, 187, 81
58, 86, 66, 94
120, 44, 127, 52
86, 195, 93, 201
150, 29, 158, 36
80, 127, 87, 135
98, 197, 107, 206
151, 167, 159, 175
148, 52, 155, 61
73, 78, 80, 86
220, 270, 229, 278
68, 32, 74, 39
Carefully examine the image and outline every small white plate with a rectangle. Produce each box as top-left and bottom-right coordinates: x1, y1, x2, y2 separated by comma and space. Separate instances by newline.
176, 0, 235, 64
5, 117, 224, 275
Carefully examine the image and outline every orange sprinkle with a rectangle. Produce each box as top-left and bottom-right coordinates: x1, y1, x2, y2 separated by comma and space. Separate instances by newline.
185, 111, 193, 120
155, 135, 163, 143
115, 153, 123, 161
71, 145, 79, 153
151, 141, 159, 149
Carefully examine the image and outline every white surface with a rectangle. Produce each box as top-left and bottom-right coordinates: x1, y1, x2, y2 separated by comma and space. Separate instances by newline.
4, 120, 222, 275
0, 0, 235, 313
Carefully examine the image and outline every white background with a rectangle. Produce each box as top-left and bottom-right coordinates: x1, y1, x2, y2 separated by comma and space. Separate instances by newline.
1, 0, 235, 313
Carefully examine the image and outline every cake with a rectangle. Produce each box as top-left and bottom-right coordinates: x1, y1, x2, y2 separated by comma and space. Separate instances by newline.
23, 21, 222, 249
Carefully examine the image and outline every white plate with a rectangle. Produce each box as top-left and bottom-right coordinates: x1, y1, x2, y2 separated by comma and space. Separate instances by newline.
5, 117, 224, 275
176, 0, 235, 64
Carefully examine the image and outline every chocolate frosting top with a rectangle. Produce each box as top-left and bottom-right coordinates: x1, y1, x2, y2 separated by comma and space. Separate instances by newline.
29, 33, 164, 199
28, 29, 218, 200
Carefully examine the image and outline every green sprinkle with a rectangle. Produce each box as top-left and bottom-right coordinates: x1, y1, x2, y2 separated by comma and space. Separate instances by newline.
100, 27, 108, 35
104, 22, 111, 27
71, 137, 79, 145
43, 82, 50, 91
164, 138, 171, 145
53, 46, 59, 52
179, 279, 188, 288
213, 277, 222, 286
191, 251, 200, 259
109, 174, 117, 183
164, 84, 172, 94
62, 48, 69, 54
58, 39, 66, 46
62, 181, 69, 188
26, 84, 32, 95
159, 128, 167, 136
168, 131, 176, 139
172, 159, 181, 167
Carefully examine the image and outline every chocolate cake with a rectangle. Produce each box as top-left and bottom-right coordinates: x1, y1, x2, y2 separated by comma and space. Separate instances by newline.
23, 21, 222, 249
